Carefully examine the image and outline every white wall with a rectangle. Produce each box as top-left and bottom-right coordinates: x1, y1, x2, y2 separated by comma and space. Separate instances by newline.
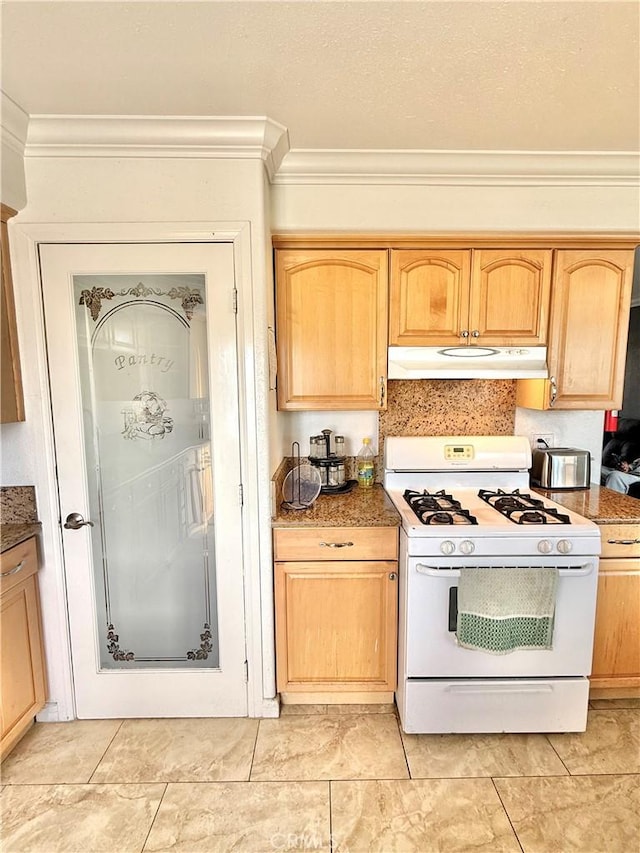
271, 180, 640, 471
7, 154, 277, 719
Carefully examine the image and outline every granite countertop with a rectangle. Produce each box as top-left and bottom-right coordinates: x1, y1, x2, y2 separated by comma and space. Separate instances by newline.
272, 483, 401, 528
533, 485, 640, 525
0, 523, 42, 553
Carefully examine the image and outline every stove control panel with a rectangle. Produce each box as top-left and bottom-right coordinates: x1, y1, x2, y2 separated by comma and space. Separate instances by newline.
444, 444, 474, 460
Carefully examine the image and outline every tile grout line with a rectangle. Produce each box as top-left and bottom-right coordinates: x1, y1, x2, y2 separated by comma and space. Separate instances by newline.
542, 733, 572, 776
490, 777, 524, 853
328, 780, 334, 853
139, 781, 168, 853
247, 718, 261, 782
87, 719, 125, 783
395, 716, 412, 780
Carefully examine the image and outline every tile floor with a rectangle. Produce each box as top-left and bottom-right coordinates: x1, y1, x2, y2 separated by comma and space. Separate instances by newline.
1, 699, 638, 853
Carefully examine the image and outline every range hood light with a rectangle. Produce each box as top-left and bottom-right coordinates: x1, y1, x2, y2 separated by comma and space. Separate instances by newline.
387, 346, 549, 380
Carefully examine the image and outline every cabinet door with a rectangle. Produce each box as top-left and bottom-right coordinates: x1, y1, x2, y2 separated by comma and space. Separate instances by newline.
1, 542, 47, 758
389, 250, 471, 345
548, 250, 634, 409
591, 558, 640, 686
469, 249, 552, 346
0, 205, 25, 423
276, 249, 388, 410
275, 560, 397, 692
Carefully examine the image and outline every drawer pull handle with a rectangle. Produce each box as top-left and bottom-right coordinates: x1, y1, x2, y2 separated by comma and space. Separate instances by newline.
1, 559, 25, 577
607, 538, 640, 545
319, 541, 354, 548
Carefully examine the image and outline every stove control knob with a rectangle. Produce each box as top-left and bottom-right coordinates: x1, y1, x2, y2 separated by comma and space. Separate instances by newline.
537, 539, 553, 554
557, 539, 573, 554
440, 540, 456, 555
459, 540, 475, 555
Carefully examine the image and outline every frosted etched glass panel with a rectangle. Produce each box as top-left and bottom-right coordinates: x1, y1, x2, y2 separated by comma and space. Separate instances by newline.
74, 274, 218, 669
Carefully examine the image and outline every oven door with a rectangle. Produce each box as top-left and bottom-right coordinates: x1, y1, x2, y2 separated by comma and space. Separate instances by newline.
403, 554, 598, 678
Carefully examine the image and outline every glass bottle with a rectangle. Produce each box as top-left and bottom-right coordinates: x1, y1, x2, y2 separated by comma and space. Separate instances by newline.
356, 438, 375, 488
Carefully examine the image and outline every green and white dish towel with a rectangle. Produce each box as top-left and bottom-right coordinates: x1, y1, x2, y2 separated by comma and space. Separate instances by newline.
456, 567, 559, 655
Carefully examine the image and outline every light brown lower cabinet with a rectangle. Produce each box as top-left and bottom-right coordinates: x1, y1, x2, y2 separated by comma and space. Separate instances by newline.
590, 524, 640, 697
274, 527, 398, 700
1, 537, 47, 758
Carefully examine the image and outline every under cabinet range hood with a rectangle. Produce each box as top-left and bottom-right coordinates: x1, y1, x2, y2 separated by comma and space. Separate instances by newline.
387, 346, 549, 380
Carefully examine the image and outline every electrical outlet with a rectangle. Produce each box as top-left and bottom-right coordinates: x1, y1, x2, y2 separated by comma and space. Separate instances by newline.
532, 433, 554, 448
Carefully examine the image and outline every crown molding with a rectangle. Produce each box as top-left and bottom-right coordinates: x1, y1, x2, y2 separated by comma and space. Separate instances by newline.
25, 115, 290, 180
273, 149, 640, 187
1, 91, 29, 157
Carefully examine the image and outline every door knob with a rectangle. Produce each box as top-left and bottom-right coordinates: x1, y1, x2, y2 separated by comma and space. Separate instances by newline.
64, 512, 94, 530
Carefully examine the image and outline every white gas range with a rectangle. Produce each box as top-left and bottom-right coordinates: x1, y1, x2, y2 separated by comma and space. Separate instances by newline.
384, 435, 600, 734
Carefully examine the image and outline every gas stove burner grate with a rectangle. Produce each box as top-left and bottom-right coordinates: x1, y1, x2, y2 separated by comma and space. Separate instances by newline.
478, 488, 571, 525
403, 489, 478, 526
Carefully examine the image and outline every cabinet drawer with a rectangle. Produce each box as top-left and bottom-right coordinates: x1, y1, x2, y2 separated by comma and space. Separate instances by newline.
0, 537, 38, 596
273, 527, 398, 561
600, 524, 640, 559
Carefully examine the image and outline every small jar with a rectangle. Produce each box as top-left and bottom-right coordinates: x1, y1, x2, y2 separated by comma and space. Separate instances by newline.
314, 436, 326, 458
334, 435, 345, 458
336, 461, 345, 485
328, 462, 340, 487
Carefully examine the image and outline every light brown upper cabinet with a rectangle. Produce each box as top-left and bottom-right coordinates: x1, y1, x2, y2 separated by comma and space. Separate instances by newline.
517, 250, 635, 410
275, 249, 388, 410
1, 205, 25, 423
389, 248, 552, 347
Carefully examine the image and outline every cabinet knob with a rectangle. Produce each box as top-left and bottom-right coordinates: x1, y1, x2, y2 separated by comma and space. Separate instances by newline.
388, 572, 397, 580
471, 330, 480, 338
460, 330, 470, 338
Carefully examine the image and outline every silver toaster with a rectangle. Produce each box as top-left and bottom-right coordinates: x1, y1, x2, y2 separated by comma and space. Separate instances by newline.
530, 447, 591, 490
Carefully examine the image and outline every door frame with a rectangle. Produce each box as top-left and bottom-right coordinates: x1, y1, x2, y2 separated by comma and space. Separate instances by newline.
9, 220, 278, 721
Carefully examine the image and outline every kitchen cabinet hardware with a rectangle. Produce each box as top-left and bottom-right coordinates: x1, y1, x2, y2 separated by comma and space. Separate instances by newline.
460, 330, 469, 338
379, 376, 386, 407
389, 572, 397, 580
607, 538, 640, 546
0, 559, 25, 577
319, 541, 354, 548
549, 376, 558, 407
471, 330, 480, 338
64, 512, 94, 530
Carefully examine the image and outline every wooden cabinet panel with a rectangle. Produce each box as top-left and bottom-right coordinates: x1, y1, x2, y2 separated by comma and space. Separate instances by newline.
273, 527, 398, 562
389, 248, 551, 348
518, 249, 635, 410
275, 560, 397, 692
275, 249, 388, 410
591, 559, 640, 685
591, 522, 640, 694
0, 204, 24, 423
1, 538, 47, 758
389, 250, 470, 345
469, 249, 551, 345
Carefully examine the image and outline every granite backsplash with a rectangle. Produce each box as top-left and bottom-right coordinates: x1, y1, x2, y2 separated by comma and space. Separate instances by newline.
0, 486, 38, 523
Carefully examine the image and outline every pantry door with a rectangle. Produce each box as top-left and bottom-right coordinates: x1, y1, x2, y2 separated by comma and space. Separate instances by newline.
40, 242, 247, 718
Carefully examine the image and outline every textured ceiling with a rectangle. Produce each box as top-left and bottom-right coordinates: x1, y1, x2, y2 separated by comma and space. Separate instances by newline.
2, 0, 639, 152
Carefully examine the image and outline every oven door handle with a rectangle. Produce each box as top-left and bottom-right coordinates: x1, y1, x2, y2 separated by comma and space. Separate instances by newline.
415, 563, 595, 578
